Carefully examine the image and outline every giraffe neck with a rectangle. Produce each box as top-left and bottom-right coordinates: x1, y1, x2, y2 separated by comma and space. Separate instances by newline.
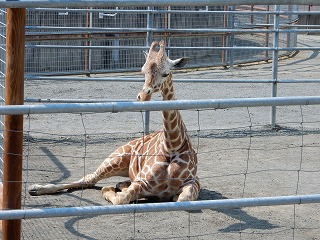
160, 74, 189, 153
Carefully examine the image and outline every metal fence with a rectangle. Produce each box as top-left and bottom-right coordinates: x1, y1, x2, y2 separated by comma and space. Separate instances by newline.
1, 0, 320, 239
20, 5, 299, 75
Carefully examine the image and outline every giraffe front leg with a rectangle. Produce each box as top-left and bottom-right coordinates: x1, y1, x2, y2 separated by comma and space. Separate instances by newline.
173, 178, 200, 202
102, 182, 141, 205
28, 146, 132, 196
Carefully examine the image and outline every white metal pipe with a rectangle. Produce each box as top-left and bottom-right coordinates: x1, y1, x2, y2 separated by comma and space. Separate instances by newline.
1, 96, 320, 115
0, 194, 320, 220
27, 8, 320, 16
23, 77, 320, 83
25, 26, 320, 34
25, 26, 278, 33
24, 45, 320, 51
23, 98, 132, 103
0, 0, 319, 8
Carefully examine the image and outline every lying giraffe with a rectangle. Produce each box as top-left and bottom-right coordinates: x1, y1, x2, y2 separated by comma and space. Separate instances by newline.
28, 40, 200, 204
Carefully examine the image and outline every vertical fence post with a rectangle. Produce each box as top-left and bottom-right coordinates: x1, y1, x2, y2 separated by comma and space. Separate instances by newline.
85, 8, 93, 76
2, 8, 25, 240
144, 6, 154, 135
165, 6, 171, 58
229, 5, 236, 70
265, 5, 270, 61
146, 6, 154, 46
221, 5, 227, 66
271, 5, 280, 129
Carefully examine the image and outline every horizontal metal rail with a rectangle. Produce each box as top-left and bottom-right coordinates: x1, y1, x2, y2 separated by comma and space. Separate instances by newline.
0, 0, 318, 8
23, 76, 320, 84
24, 45, 320, 52
0, 194, 319, 220
24, 98, 132, 103
1, 96, 320, 115
27, 26, 276, 33
25, 26, 320, 34
27, 8, 320, 16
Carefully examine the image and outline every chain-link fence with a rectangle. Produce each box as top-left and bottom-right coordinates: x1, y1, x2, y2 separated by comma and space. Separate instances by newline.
21, 5, 299, 75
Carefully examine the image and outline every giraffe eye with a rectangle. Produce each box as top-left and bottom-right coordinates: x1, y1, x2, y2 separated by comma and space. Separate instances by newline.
144, 88, 152, 95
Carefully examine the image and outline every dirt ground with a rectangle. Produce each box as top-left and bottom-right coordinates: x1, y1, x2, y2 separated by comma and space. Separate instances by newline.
3, 34, 320, 239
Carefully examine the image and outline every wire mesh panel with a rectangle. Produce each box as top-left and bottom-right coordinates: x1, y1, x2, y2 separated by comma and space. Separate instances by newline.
13, 97, 320, 239
24, 5, 299, 75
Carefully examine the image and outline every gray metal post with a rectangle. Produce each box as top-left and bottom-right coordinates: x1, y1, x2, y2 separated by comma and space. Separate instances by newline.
166, 6, 171, 58
143, 109, 150, 135
144, 6, 154, 135
229, 5, 236, 70
265, 5, 270, 60
287, 5, 298, 49
113, 12, 119, 68
88, 9, 93, 73
146, 6, 154, 45
271, 5, 280, 128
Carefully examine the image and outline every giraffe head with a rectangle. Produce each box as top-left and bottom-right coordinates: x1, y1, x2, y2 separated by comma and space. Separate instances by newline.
137, 40, 188, 101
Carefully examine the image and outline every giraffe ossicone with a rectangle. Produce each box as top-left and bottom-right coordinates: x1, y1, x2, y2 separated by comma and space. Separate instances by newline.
28, 40, 200, 204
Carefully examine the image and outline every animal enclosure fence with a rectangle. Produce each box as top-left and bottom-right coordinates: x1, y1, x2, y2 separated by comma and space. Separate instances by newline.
2, 97, 320, 239
18, 5, 298, 75
0, 0, 320, 239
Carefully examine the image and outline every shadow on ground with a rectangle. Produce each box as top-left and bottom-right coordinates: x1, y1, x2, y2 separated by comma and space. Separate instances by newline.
199, 188, 278, 232
63, 187, 277, 239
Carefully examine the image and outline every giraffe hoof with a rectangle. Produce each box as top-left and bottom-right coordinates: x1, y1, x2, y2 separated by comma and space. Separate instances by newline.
101, 186, 116, 194
28, 184, 45, 196
101, 186, 117, 203
28, 183, 59, 196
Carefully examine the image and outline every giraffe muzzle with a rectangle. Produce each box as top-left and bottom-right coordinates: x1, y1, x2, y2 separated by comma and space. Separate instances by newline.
137, 91, 152, 101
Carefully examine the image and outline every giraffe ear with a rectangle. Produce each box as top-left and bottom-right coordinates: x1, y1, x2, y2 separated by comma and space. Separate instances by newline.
170, 57, 189, 68
143, 51, 148, 59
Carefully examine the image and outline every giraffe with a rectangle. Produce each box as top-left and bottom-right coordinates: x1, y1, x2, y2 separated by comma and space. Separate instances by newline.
28, 40, 200, 204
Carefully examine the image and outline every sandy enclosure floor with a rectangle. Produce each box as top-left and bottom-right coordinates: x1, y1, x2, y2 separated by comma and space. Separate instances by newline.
4, 34, 320, 239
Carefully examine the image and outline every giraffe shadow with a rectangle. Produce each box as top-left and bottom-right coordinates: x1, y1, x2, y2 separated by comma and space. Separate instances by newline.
71, 186, 277, 234
40, 146, 71, 184
64, 188, 277, 239
198, 188, 278, 232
